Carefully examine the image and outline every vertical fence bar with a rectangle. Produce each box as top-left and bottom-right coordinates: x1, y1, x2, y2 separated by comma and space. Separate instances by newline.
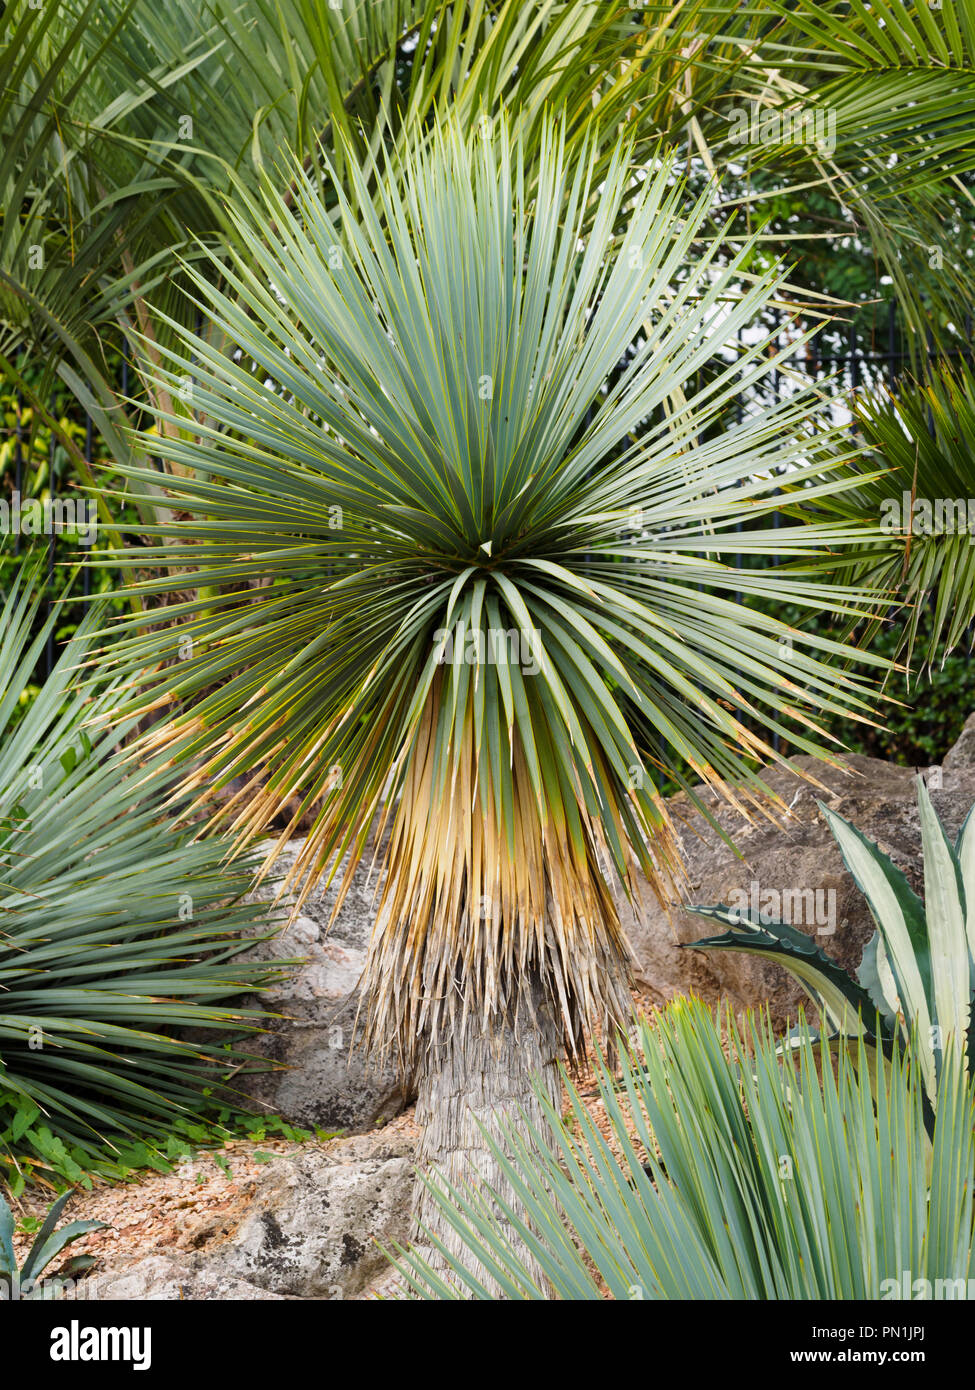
84, 413, 93, 598
849, 319, 859, 394
46, 426, 57, 678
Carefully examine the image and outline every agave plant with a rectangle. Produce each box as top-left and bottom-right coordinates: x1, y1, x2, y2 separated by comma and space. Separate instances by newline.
0, 566, 287, 1181
94, 115, 898, 1266
0, 1187, 106, 1301
391, 997, 975, 1299
682, 777, 975, 1109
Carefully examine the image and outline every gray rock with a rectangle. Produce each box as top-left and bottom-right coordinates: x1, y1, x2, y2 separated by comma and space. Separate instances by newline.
79, 1254, 294, 1301
184, 1132, 414, 1299
943, 711, 975, 777
624, 753, 975, 1029
237, 836, 411, 1132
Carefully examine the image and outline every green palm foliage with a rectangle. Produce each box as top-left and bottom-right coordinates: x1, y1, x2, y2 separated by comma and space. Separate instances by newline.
4, 0, 975, 427
683, 777, 975, 1109
809, 363, 975, 671
0, 568, 285, 1174
2, 0, 441, 513
707, 0, 975, 345
391, 998, 975, 1300
99, 119, 890, 1071
0, 0, 707, 389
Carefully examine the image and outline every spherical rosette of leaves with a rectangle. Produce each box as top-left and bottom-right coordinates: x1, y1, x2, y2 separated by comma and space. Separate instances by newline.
102, 119, 885, 1070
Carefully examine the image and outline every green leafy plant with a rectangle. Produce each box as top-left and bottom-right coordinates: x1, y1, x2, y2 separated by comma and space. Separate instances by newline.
0, 567, 294, 1187
6, 0, 975, 419
99, 113, 899, 1266
0, 1186, 107, 1300
683, 777, 975, 1109
810, 361, 975, 671
391, 998, 975, 1300
0, 388, 147, 713
735, 598, 975, 767
0, 1090, 316, 1195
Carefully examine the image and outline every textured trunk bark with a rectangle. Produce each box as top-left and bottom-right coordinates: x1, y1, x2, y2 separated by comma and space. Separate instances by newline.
412, 974, 563, 1297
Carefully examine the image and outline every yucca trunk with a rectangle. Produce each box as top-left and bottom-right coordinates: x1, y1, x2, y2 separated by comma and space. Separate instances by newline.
412, 973, 563, 1296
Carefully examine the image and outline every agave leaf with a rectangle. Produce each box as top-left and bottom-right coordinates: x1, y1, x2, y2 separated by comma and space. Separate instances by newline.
916, 776, 970, 1060
956, 805, 975, 967
17, 1189, 73, 1283
856, 931, 900, 1027
682, 906, 877, 1036
20, 1216, 109, 1285
817, 799, 935, 1096
0, 1191, 14, 1277
685, 788, 975, 1111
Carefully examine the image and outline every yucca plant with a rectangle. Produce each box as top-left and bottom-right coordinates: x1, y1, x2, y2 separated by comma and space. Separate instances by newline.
93, 115, 898, 1265
391, 997, 975, 1300
683, 777, 975, 1112
0, 1187, 106, 1301
0, 565, 287, 1182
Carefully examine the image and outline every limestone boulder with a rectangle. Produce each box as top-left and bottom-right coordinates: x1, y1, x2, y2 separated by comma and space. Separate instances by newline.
80, 1254, 295, 1301
174, 1130, 415, 1300
236, 836, 410, 1132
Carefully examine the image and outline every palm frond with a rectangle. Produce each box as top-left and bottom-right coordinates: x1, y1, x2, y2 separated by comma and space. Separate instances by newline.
806, 362, 975, 671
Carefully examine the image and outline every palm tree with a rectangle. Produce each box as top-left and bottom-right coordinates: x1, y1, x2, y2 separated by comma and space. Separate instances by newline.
804, 361, 975, 675
97, 116, 893, 1271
